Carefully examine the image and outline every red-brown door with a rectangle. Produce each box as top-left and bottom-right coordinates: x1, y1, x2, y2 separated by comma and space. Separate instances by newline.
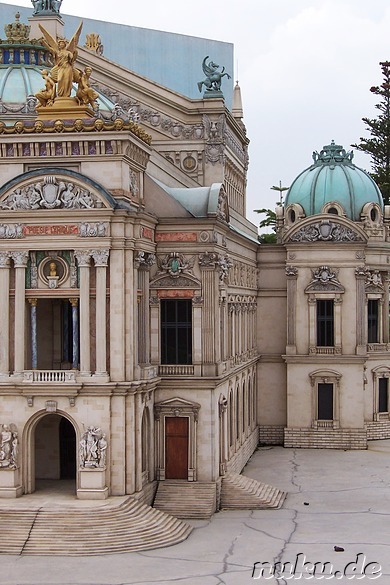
165, 417, 188, 479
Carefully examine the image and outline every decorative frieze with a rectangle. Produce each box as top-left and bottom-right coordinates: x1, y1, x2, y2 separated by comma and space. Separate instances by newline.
0, 224, 23, 238
0, 177, 103, 210
79, 222, 107, 237
289, 220, 363, 242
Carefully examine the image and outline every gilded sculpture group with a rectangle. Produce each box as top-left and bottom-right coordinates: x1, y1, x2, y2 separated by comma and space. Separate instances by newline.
35, 22, 98, 110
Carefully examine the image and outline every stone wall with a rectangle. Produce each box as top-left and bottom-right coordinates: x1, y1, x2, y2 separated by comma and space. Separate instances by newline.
259, 425, 284, 445
365, 420, 390, 440
284, 428, 367, 449
226, 427, 258, 473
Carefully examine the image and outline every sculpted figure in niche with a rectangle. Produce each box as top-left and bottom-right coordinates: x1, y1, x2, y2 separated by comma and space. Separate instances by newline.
0, 425, 18, 468
49, 261, 57, 276
38, 22, 83, 99
79, 425, 107, 468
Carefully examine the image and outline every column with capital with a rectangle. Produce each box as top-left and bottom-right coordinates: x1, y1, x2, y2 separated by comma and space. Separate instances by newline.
69, 298, 79, 369
91, 249, 109, 378
28, 299, 38, 369
0, 252, 10, 376
74, 250, 91, 376
10, 251, 29, 376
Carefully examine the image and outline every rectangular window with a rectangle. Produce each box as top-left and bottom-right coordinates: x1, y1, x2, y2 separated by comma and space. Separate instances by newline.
379, 378, 388, 413
316, 300, 334, 346
368, 299, 379, 343
161, 299, 192, 364
318, 383, 333, 420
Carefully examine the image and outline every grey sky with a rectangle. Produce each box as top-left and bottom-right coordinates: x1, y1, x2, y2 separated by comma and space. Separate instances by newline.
3, 0, 390, 228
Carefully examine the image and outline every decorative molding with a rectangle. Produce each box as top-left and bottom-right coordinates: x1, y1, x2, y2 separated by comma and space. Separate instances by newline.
285, 265, 298, 277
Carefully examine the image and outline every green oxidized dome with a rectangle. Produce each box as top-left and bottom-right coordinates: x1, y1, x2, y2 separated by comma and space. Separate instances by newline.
285, 141, 383, 221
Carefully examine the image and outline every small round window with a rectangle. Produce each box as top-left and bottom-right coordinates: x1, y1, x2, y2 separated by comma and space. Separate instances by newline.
327, 207, 338, 215
289, 209, 296, 223
370, 208, 377, 222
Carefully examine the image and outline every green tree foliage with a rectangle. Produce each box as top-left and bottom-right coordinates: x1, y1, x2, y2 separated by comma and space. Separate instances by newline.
352, 61, 390, 204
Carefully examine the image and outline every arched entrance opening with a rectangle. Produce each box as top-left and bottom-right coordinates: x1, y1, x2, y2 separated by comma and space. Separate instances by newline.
34, 414, 76, 491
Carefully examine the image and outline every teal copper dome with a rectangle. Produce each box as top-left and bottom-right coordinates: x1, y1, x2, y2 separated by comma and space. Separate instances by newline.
285, 141, 383, 221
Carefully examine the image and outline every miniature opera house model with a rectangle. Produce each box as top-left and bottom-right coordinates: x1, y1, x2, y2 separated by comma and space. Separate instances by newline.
0, 2, 389, 516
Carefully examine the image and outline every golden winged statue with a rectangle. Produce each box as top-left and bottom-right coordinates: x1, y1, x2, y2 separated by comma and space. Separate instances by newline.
38, 21, 83, 98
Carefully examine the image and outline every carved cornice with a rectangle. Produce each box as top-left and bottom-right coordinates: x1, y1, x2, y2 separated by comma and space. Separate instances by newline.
0, 118, 151, 144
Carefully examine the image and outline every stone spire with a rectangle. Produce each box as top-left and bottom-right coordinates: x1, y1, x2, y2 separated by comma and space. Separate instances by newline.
232, 81, 243, 120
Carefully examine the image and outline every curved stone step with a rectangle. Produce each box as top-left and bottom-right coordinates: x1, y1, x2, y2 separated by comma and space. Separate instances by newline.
0, 496, 192, 555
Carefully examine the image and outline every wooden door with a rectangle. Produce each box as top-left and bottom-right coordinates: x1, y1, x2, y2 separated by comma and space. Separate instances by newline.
165, 417, 188, 479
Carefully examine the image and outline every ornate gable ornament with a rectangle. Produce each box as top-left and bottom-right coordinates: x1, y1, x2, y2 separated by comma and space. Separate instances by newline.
365, 269, 385, 293
150, 252, 201, 290
154, 397, 200, 420
0, 172, 115, 211
284, 218, 366, 244
305, 266, 345, 294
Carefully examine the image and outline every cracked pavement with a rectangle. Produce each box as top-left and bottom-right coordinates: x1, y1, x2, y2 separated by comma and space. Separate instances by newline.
2, 440, 390, 584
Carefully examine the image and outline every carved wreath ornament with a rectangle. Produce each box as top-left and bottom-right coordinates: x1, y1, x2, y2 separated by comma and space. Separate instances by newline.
0, 176, 102, 210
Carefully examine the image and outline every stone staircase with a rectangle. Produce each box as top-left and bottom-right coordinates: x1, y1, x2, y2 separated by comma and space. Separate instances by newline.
0, 497, 192, 555
153, 480, 217, 518
220, 472, 286, 509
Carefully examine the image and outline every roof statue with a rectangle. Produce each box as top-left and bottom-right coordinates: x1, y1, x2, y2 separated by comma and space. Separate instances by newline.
35, 21, 98, 119
198, 56, 231, 99
31, 0, 62, 16
39, 22, 82, 98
